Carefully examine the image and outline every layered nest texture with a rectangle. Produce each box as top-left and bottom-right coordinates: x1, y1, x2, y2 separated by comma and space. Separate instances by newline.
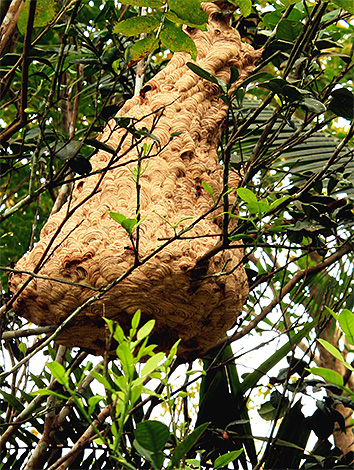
9, 3, 262, 359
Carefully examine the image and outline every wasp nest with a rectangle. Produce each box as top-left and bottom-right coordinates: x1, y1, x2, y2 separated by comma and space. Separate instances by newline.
9, 3, 261, 359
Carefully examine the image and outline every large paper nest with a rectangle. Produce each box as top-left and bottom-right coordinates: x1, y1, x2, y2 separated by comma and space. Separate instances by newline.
9, 3, 261, 359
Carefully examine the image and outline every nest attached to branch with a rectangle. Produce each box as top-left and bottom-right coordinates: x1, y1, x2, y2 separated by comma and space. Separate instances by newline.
9, 3, 261, 359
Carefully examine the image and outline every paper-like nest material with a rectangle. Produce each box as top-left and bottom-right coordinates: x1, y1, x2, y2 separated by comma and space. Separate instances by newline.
9, 3, 261, 358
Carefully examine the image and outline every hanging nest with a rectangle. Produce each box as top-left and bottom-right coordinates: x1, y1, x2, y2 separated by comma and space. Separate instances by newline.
9, 3, 262, 359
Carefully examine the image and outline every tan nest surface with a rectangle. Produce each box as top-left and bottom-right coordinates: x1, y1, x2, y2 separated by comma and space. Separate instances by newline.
9, 3, 261, 359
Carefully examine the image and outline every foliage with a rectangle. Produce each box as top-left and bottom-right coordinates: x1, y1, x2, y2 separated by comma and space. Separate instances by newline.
1, 0, 354, 469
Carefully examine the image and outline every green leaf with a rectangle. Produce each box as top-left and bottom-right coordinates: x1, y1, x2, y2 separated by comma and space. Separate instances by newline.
215, 449, 244, 468
114, 323, 126, 343
18, 342, 27, 355
317, 339, 354, 371
169, 422, 210, 468
186, 62, 227, 93
90, 370, 114, 391
131, 309, 141, 334
307, 367, 343, 386
259, 78, 288, 95
237, 187, 258, 203
120, 0, 164, 6
68, 155, 92, 175
141, 352, 165, 377
338, 309, 354, 345
328, 88, 354, 120
116, 342, 135, 376
137, 319, 156, 340
114, 15, 160, 36
108, 212, 127, 224
54, 141, 81, 161
0, 391, 25, 413
258, 401, 278, 421
103, 317, 115, 335
160, 21, 197, 60
228, 233, 253, 241
228, 0, 252, 17
229, 66, 240, 85
17, 0, 56, 36
134, 420, 170, 453
46, 362, 68, 386
276, 19, 302, 42
108, 211, 138, 235
88, 395, 104, 415
201, 181, 215, 202
269, 196, 291, 210
300, 97, 327, 114
167, 0, 208, 26
332, 0, 354, 14
129, 35, 159, 64
34, 389, 68, 400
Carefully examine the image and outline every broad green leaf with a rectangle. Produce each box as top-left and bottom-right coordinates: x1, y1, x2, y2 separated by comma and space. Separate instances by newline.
131, 309, 141, 334
276, 19, 302, 42
150, 451, 165, 470
186, 62, 227, 93
114, 323, 126, 343
134, 420, 170, 453
329, 88, 354, 120
17, 0, 56, 36
137, 319, 156, 340
269, 196, 291, 210
108, 211, 138, 235
258, 401, 278, 421
141, 352, 165, 377
237, 187, 258, 203
259, 78, 288, 95
201, 181, 215, 202
307, 367, 343, 386
47, 362, 68, 386
129, 35, 159, 64
321, 8, 341, 23
103, 317, 115, 334
338, 309, 354, 345
116, 342, 135, 376
88, 395, 104, 415
122, 217, 137, 235
68, 155, 92, 175
114, 15, 160, 36
0, 391, 25, 412
90, 370, 114, 391
18, 342, 27, 355
215, 449, 244, 468
169, 422, 210, 468
317, 339, 354, 371
131, 383, 144, 406
229, 233, 253, 241
34, 389, 68, 400
300, 97, 326, 114
167, 0, 208, 26
160, 21, 197, 60
108, 211, 127, 225
332, 0, 354, 14
120, 0, 164, 6
228, 0, 252, 17
54, 141, 81, 161
229, 66, 240, 86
